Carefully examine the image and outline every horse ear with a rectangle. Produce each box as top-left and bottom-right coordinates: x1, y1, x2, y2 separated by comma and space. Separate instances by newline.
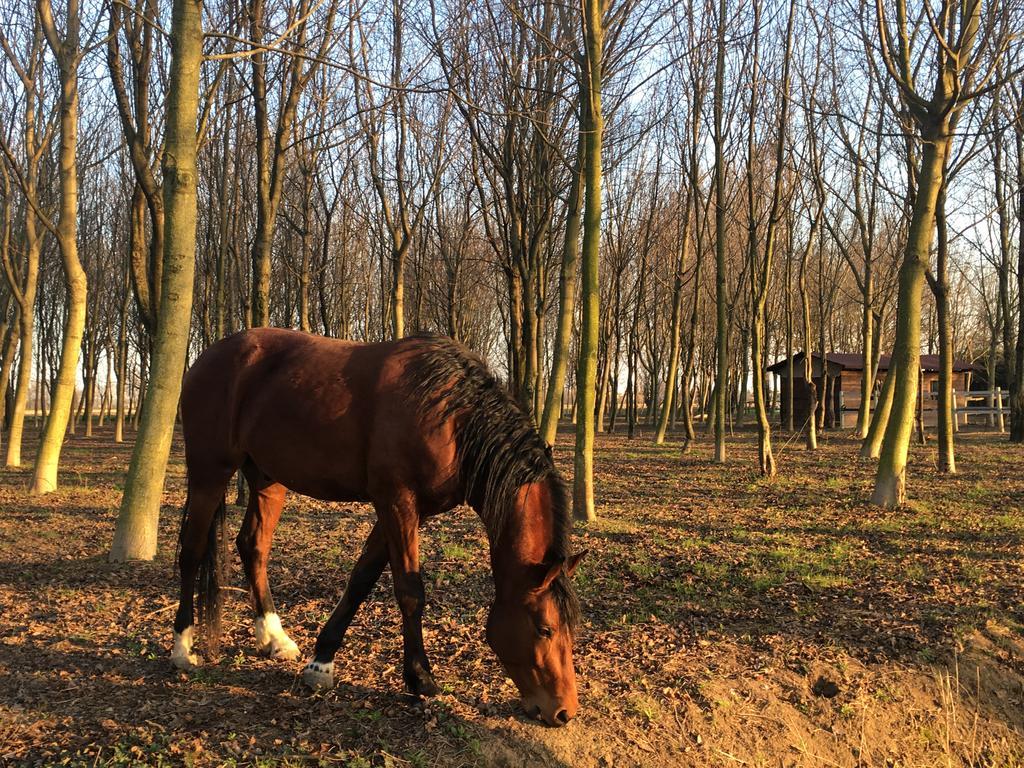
537, 551, 588, 592
564, 550, 587, 578
537, 560, 563, 592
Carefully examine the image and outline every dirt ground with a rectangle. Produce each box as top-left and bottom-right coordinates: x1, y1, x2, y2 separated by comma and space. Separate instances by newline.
1, 424, 1022, 767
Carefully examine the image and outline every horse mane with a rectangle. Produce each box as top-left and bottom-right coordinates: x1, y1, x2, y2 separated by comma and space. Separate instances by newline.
407, 335, 580, 631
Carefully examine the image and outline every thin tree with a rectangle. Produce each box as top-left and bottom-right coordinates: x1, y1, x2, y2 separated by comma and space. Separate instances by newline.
30, 0, 86, 495
710, 0, 728, 463
573, 0, 603, 522
829, 78, 886, 439
540, 129, 584, 446
746, 0, 794, 475
678, 15, 710, 451
249, 0, 338, 328
1011, 78, 1024, 442
654, 182, 690, 445
927, 171, 956, 471
0, 17, 48, 467
107, 0, 163, 339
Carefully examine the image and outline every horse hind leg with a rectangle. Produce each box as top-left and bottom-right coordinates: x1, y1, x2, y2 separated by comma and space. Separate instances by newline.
172, 479, 231, 670
237, 467, 299, 661
303, 521, 389, 690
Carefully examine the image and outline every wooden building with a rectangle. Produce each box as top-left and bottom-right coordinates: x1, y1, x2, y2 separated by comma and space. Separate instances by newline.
766, 353, 980, 429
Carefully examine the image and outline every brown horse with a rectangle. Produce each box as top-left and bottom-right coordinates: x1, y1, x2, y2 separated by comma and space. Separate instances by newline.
171, 328, 585, 726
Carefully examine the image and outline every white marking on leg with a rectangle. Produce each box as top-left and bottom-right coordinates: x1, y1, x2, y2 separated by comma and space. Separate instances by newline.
254, 612, 300, 660
303, 659, 335, 690
170, 626, 200, 670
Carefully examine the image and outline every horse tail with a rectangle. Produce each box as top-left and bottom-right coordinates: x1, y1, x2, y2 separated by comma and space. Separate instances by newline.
175, 491, 190, 564
195, 495, 228, 657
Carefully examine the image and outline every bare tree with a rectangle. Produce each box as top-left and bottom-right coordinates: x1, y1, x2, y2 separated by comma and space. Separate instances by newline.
30, 0, 86, 494
249, 0, 338, 327
869, 0, 1013, 506
0, 13, 50, 467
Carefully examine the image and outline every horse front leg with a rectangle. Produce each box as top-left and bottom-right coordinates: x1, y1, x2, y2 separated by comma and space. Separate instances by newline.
381, 492, 439, 697
302, 522, 389, 690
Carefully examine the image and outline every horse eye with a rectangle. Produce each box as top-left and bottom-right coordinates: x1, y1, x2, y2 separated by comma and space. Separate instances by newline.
538, 626, 554, 639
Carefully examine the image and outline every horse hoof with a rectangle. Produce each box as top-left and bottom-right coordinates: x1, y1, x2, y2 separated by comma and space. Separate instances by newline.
406, 671, 440, 698
270, 641, 301, 662
260, 638, 301, 662
171, 628, 201, 670
171, 652, 201, 671
303, 660, 334, 690
255, 614, 300, 661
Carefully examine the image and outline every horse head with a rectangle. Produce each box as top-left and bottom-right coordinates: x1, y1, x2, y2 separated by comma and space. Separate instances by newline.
486, 550, 586, 727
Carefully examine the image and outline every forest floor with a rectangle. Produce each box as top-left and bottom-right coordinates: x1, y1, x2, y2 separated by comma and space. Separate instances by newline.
0, 423, 1023, 767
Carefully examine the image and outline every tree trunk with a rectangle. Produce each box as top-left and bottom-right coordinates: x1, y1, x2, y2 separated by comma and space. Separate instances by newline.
1011, 112, 1024, 442
111, 0, 203, 561
655, 198, 691, 444
4, 108, 42, 466
679, 294, 699, 450
572, 0, 602, 522
931, 181, 955, 472
711, 0, 728, 463
736, 328, 748, 429
872, 136, 947, 507
519, 264, 537, 415
785, 253, 794, 432
800, 240, 818, 450
249, 0, 272, 327
299, 165, 313, 333
5, 239, 38, 467
856, 276, 874, 438
862, 362, 897, 458
748, 0, 792, 475
31, 0, 86, 495
595, 315, 611, 431
540, 132, 585, 446
97, 356, 112, 428
392, 242, 407, 339
83, 340, 96, 437
0, 306, 20, 447
115, 305, 128, 443
115, 241, 131, 443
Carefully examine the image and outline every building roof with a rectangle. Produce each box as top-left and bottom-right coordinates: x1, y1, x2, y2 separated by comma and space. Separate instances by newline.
766, 352, 981, 375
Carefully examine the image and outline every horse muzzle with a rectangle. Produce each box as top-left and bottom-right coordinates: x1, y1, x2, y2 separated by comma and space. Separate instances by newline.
522, 696, 577, 727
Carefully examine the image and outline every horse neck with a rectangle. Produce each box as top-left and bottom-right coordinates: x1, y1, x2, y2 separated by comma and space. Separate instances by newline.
486, 476, 558, 600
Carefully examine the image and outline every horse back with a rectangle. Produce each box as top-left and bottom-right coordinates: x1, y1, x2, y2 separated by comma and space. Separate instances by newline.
181, 329, 461, 508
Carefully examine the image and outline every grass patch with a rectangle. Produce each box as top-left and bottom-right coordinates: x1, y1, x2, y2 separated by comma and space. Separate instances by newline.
440, 542, 474, 561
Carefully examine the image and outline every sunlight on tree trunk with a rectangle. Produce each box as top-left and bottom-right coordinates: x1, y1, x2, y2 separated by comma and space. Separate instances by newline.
861, 362, 897, 459
3, 168, 40, 469
872, 139, 946, 506
867, 0, 1002, 506
31, 0, 85, 495
573, 0, 602, 523
111, 0, 204, 561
